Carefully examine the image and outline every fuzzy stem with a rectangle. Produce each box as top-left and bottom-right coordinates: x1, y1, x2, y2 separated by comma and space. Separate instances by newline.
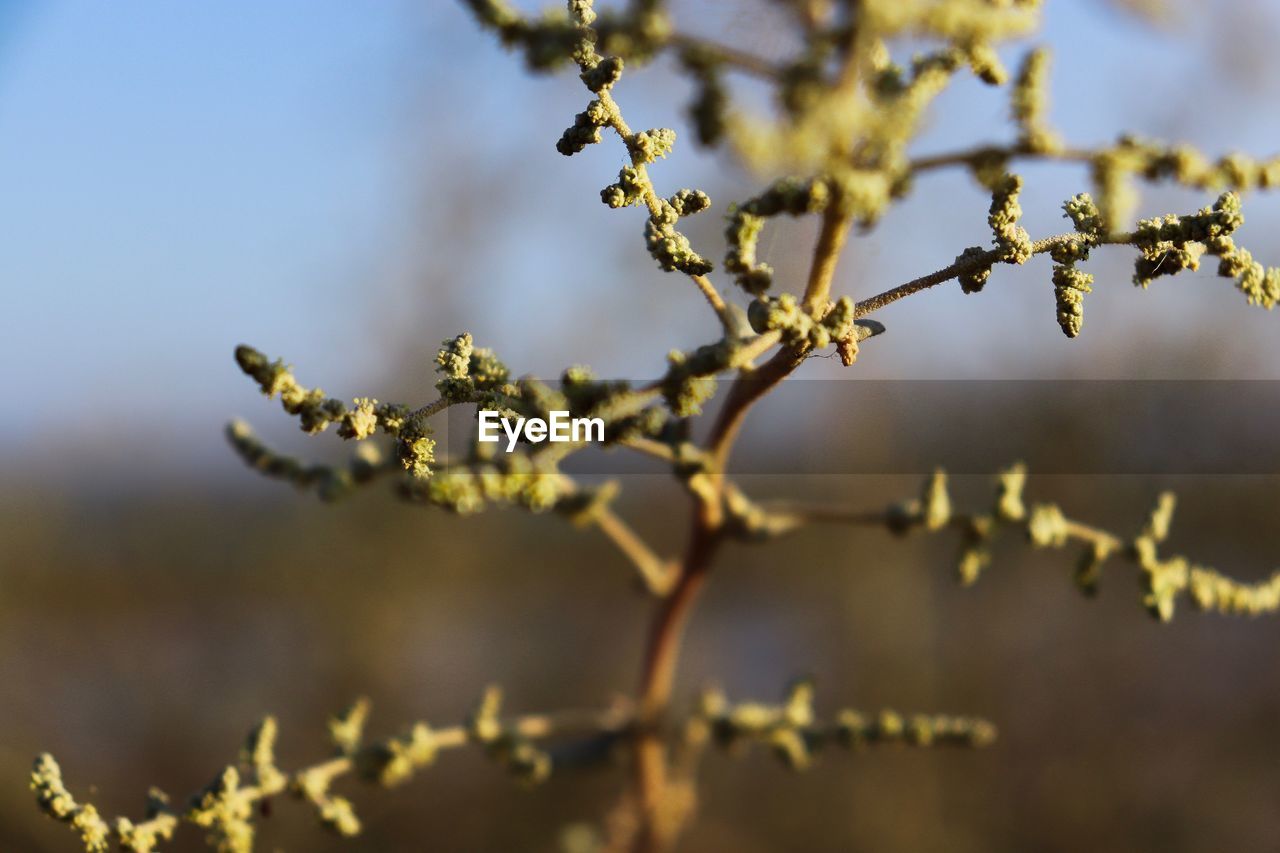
692, 273, 735, 333
803, 207, 855, 314
855, 231, 1134, 318
910, 143, 1092, 173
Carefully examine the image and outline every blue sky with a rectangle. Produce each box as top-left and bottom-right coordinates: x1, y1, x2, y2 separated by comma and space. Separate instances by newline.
3, 1, 1279, 481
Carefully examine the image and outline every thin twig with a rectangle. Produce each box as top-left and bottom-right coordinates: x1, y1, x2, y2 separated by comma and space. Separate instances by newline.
618, 436, 680, 464
593, 506, 679, 596
909, 143, 1092, 174
665, 32, 781, 79
691, 273, 735, 333
854, 231, 1133, 318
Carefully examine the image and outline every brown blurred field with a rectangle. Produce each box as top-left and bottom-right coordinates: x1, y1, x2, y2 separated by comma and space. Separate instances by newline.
5, 462, 1280, 850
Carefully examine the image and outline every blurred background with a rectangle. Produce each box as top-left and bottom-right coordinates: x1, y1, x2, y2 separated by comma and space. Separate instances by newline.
3, 0, 1280, 849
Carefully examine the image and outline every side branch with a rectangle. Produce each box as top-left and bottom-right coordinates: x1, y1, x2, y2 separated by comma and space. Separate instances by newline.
854, 231, 1131, 318
665, 32, 781, 79
592, 506, 679, 596
910, 143, 1091, 174
729, 466, 1280, 622
32, 690, 633, 853
697, 680, 996, 771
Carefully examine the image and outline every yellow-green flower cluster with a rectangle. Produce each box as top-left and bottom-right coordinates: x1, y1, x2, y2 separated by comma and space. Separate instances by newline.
522, 0, 714, 279
30, 755, 113, 853
676, 45, 729, 146
1011, 47, 1060, 154
988, 174, 1033, 264
225, 420, 388, 502
556, 98, 611, 155
699, 680, 996, 771
747, 293, 856, 351
951, 186, 1277, 338
399, 453, 568, 515
876, 466, 1280, 622
887, 468, 956, 536
358, 723, 439, 789
725, 177, 833, 295
599, 165, 646, 208
185, 771, 250, 851
461, 0, 668, 71
860, 48, 975, 168
836, 708, 999, 749
661, 341, 732, 417
643, 183, 714, 276
234, 345, 409, 438
1129, 493, 1280, 621
434, 333, 512, 404
956, 245, 993, 294
1051, 264, 1093, 338
395, 414, 436, 480
955, 174, 1036, 299
1026, 502, 1070, 548
1088, 136, 1280, 234
113, 791, 177, 853
465, 687, 552, 785
184, 722, 284, 852
1188, 567, 1280, 616
33, 753, 181, 853
946, 464, 1030, 585
234, 339, 515, 484
35, 690, 624, 853
862, 0, 1042, 45
1063, 192, 1103, 237
556, 367, 669, 446
1215, 238, 1280, 309
1128, 192, 1279, 309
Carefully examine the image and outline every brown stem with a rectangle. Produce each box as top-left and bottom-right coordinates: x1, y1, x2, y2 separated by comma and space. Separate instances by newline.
594, 506, 678, 596
631, 518, 721, 852
854, 231, 1133, 318
691, 273, 735, 333
636, 522, 722, 722
627, 207, 856, 851
802, 208, 854, 314
708, 345, 807, 477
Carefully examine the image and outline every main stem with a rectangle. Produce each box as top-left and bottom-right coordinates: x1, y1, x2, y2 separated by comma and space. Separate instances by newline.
629, 206, 854, 852
630, 505, 721, 852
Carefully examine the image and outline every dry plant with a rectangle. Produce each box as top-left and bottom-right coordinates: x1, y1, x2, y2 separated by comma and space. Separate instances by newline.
33, 1, 1280, 850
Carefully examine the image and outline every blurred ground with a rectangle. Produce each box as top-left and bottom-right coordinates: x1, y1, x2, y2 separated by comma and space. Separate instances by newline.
3, 1, 1280, 850
4, 471, 1280, 851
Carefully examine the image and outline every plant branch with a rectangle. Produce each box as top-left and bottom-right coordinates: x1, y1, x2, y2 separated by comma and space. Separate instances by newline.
625, 193, 860, 853
592, 506, 679, 596
910, 143, 1092, 174
709, 206, 856, 478
32, 693, 635, 853
729, 468, 1280, 621
854, 230, 1134, 318
691, 273, 735, 333
617, 435, 679, 464
802, 207, 855, 314
665, 32, 781, 79
631, 521, 721, 853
